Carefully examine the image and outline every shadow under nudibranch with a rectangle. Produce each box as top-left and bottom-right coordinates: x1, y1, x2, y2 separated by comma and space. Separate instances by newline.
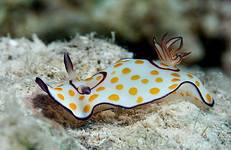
31, 94, 87, 128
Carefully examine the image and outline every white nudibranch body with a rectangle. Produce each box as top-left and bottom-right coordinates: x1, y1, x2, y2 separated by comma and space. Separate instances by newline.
35, 35, 214, 120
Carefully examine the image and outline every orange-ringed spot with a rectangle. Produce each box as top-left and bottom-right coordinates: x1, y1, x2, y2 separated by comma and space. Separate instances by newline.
206, 94, 212, 103
114, 63, 123, 68
69, 103, 77, 110
57, 94, 64, 100
141, 79, 149, 84
96, 86, 105, 92
136, 96, 143, 103
110, 77, 119, 83
150, 70, 159, 75
122, 68, 131, 74
83, 104, 91, 113
116, 84, 124, 90
79, 95, 85, 101
131, 75, 140, 80
171, 73, 180, 77
129, 87, 138, 96
89, 94, 99, 102
168, 84, 178, 90
135, 60, 144, 64
149, 88, 160, 95
155, 77, 163, 83
54, 87, 63, 91
108, 94, 120, 101
68, 89, 75, 96
171, 78, 180, 82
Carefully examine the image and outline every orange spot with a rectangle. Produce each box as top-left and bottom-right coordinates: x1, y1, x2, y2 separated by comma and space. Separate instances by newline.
83, 104, 91, 113
135, 60, 144, 64
136, 96, 143, 103
96, 86, 105, 92
155, 77, 163, 83
131, 75, 140, 80
114, 63, 123, 68
89, 94, 99, 102
129, 87, 138, 96
111, 71, 116, 75
96, 76, 101, 81
187, 73, 193, 79
150, 70, 159, 75
149, 88, 160, 95
116, 84, 124, 90
168, 84, 178, 90
68, 89, 75, 96
195, 81, 200, 87
110, 77, 119, 83
171, 73, 180, 77
57, 94, 64, 100
85, 77, 93, 81
69, 103, 77, 110
54, 87, 63, 91
79, 95, 85, 101
206, 94, 212, 103
141, 79, 149, 84
108, 94, 120, 101
171, 78, 180, 82
122, 68, 131, 74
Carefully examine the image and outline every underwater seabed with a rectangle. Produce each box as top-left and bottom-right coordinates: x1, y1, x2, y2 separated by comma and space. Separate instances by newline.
0, 35, 230, 150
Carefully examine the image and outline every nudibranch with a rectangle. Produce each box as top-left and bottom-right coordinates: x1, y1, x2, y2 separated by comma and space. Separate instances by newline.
35, 35, 214, 120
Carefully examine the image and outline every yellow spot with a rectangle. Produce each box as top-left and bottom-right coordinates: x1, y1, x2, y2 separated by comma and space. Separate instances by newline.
57, 94, 64, 100
89, 94, 99, 102
171, 78, 180, 82
131, 75, 140, 80
96, 76, 101, 81
116, 84, 124, 90
54, 87, 63, 91
206, 94, 212, 103
150, 70, 159, 75
68, 89, 75, 97
122, 68, 131, 74
135, 60, 144, 64
83, 104, 91, 113
111, 71, 116, 75
169, 84, 178, 90
114, 63, 123, 68
141, 79, 149, 84
187, 73, 193, 79
69, 103, 77, 110
171, 73, 180, 77
79, 95, 85, 101
149, 88, 160, 95
136, 96, 143, 103
85, 77, 93, 81
110, 77, 119, 83
155, 77, 163, 83
129, 87, 138, 96
195, 81, 200, 87
108, 94, 120, 101
96, 86, 105, 92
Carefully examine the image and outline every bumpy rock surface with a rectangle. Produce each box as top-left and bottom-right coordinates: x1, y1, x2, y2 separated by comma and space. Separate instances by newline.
0, 35, 230, 150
